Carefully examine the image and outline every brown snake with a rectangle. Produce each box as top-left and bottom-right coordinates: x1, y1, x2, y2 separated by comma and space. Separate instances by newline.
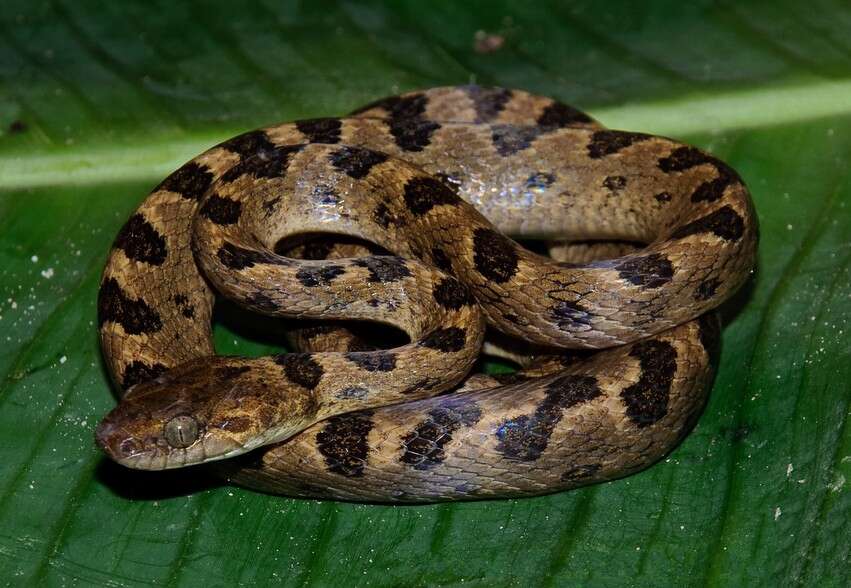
95, 86, 757, 502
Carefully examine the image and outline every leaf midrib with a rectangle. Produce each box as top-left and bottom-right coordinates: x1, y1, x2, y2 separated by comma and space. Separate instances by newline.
2, 76, 851, 191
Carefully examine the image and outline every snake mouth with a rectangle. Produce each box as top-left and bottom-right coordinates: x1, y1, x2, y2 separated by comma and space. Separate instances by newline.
95, 417, 246, 470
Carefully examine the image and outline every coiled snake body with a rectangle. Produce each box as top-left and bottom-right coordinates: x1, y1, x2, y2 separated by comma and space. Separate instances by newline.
95, 86, 757, 502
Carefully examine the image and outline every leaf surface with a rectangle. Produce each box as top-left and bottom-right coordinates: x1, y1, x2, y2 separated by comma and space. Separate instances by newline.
0, 2, 849, 586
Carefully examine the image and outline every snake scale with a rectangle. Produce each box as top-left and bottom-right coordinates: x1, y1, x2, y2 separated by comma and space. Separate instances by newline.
95, 86, 757, 502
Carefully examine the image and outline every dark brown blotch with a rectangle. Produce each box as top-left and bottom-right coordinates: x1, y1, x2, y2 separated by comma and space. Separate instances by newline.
345, 351, 396, 372
464, 85, 513, 123
121, 360, 168, 390
402, 176, 460, 216
155, 161, 213, 200
615, 253, 674, 288
490, 124, 540, 156
295, 118, 342, 144
329, 146, 388, 179
350, 93, 427, 119
199, 194, 242, 225
402, 377, 440, 395
315, 411, 374, 477
620, 340, 678, 427
473, 227, 519, 283
551, 300, 594, 332
671, 205, 745, 242
433, 277, 473, 310
220, 144, 304, 183
657, 146, 713, 172
419, 327, 466, 353
495, 375, 601, 461
389, 117, 441, 152
275, 353, 324, 390
537, 101, 593, 128
694, 277, 721, 301
354, 256, 411, 283
98, 278, 163, 335
218, 129, 276, 157
113, 214, 167, 265
246, 292, 278, 312
217, 242, 286, 270
173, 294, 195, 318
295, 264, 346, 287
690, 161, 741, 203
359, 93, 441, 152
430, 247, 452, 272
400, 398, 483, 470
587, 130, 650, 159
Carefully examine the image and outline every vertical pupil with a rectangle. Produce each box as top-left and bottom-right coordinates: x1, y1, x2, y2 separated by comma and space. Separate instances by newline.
165, 416, 198, 448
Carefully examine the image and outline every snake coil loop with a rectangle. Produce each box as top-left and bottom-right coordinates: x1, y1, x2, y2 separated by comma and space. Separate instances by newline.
96, 86, 756, 502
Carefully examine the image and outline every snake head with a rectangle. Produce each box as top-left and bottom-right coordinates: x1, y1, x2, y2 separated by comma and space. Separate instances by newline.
95, 357, 320, 470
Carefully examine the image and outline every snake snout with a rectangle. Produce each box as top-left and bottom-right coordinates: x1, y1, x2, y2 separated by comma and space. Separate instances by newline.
95, 418, 142, 462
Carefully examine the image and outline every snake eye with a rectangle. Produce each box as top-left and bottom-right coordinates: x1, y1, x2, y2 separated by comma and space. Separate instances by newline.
164, 415, 200, 448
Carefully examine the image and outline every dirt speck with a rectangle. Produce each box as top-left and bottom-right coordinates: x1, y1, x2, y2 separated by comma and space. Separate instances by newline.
474, 30, 505, 54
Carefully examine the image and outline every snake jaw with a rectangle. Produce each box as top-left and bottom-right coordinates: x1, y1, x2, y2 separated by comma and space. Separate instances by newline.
95, 411, 246, 471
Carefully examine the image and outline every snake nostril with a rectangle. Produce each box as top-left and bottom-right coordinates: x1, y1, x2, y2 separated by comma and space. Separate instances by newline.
94, 419, 142, 459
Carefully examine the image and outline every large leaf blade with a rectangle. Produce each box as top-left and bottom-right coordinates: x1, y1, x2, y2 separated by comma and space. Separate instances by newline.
0, 2, 849, 586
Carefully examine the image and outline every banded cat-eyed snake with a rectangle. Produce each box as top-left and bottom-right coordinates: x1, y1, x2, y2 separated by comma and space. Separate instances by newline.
95, 86, 757, 502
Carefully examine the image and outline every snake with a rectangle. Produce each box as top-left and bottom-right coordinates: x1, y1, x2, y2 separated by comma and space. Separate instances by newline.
94, 86, 757, 503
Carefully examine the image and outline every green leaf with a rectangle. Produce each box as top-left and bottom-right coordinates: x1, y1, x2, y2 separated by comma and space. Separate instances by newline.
1, 1, 849, 586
